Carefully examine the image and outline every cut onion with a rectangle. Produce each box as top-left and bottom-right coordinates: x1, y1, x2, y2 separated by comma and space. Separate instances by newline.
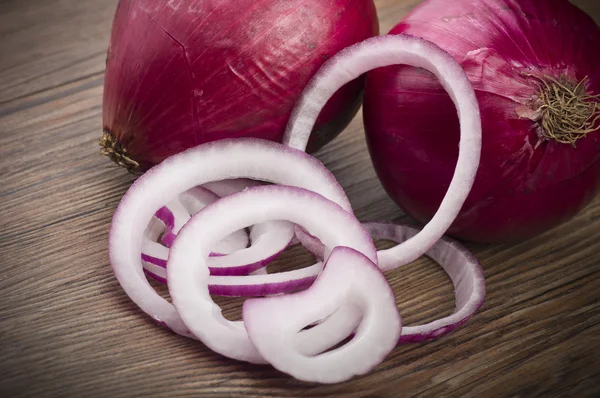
155, 192, 248, 253
167, 185, 376, 363
203, 178, 312, 272
141, 215, 170, 267
142, 257, 272, 286
243, 246, 400, 383
201, 179, 263, 197
207, 263, 318, 297
142, 184, 292, 279
214, 222, 484, 343
179, 186, 294, 276
189, 180, 296, 276
143, 220, 484, 344
369, 223, 486, 342
142, 212, 314, 297
283, 34, 482, 265
142, 236, 319, 297
292, 223, 486, 345
109, 138, 352, 337
206, 220, 294, 276
179, 186, 249, 255
202, 179, 298, 275
156, 199, 189, 248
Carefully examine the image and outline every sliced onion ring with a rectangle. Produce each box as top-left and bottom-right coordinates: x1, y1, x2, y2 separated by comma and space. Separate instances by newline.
292, 223, 486, 346
142, 185, 293, 278
144, 194, 248, 261
109, 138, 352, 337
167, 185, 378, 364
204, 220, 486, 324
370, 223, 486, 342
205, 222, 485, 342
243, 246, 400, 383
142, 258, 271, 285
206, 219, 294, 276
284, 34, 482, 266
179, 186, 249, 255
201, 179, 262, 197
201, 179, 298, 275
207, 261, 319, 297
157, 190, 249, 254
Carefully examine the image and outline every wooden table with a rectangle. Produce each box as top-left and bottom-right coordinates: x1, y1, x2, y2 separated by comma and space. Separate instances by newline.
2, 0, 599, 396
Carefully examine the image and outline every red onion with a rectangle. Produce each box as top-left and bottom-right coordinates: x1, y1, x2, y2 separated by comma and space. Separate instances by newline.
109, 138, 352, 337
306, 223, 486, 345
284, 34, 482, 262
142, 186, 295, 278
243, 245, 400, 383
100, 0, 378, 171
364, 0, 600, 242
168, 185, 383, 365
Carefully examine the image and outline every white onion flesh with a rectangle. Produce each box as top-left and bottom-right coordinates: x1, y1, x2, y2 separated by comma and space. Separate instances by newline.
167, 185, 377, 363
284, 34, 482, 266
109, 138, 351, 337
244, 246, 401, 383
292, 223, 486, 346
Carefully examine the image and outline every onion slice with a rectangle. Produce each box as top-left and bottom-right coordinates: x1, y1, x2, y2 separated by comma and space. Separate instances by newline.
206, 220, 294, 276
179, 186, 250, 255
293, 223, 486, 345
142, 186, 293, 278
142, 258, 272, 286
109, 138, 351, 337
243, 246, 401, 383
167, 185, 377, 363
369, 223, 486, 342
283, 34, 482, 265
201, 179, 263, 197
207, 263, 318, 297
158, 190, 249, 254
201, 179, 297, 275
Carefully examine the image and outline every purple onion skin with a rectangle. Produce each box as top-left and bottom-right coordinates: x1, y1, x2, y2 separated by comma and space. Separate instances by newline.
364, 0, 600, 243
397, 317, 471, 344
208, 277, 316, 297
103, 0, 378, 170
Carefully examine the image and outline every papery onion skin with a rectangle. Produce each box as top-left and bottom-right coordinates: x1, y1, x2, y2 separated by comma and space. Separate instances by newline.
364, 0, 600, 242
102, 0, 378, 170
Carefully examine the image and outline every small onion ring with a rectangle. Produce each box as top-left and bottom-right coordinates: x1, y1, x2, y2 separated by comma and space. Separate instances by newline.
109, 138, 351, 337
284, 34, 482, 266
167, 185, 377, 363
243, 246, 401, 383
142, 186, 293, 278
293, 223, 486, 347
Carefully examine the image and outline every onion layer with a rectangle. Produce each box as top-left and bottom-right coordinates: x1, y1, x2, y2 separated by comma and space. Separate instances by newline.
167, 185, 378, 364
284, 34, 482, 265
244, 246, 401, 383
109, 138, 352, 336
310, 223, 486, 344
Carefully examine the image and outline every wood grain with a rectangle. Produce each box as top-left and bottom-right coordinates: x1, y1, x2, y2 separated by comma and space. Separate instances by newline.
1, 1, 600, 397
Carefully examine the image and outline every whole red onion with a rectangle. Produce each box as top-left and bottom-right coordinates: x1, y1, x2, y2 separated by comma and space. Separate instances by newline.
101, 0, 378, 171
364, 0, 600, 242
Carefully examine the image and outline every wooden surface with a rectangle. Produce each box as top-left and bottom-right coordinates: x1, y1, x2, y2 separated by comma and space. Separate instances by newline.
1, 0, 600, 396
